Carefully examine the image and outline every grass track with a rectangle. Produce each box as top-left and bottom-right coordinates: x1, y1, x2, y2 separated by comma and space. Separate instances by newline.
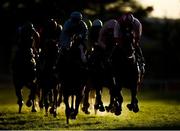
0, 83, 180, 130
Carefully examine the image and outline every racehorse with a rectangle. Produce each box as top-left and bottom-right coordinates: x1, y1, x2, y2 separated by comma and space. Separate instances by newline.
37, 39, 60, 117
37, 19, 61, 117
110, 27, 142, 115
82, 44, 114, 114
12, 22, 39, 113
57, 34, 88, 124
81, 20, 120, 114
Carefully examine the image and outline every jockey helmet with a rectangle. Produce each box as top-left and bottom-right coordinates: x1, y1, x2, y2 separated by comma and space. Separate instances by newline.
70, 11, 83, 21
118, 13, 134, 27
92, 19, 103, 27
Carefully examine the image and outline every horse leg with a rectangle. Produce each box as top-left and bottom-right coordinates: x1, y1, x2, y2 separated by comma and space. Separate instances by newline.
114, 90, 123, 116
72, 93, 83, 119
57, 84, 63, 107
81, 85, 90, 114
70, 95, 75, 113
38, 87, 44, 110
64, 95, 70, 124
127, 86, 139, 113
105, 87, 115, 113
49, 86, 58, 117
27, 82, 37, 112
94, 81, 105, 113
114, 78, 123, 116
53, 87, 58, 117
49, 89, 53, 107
15, 84, 24, 113
94, 87, 105, 112
105, 78, 115, 112
44, 89, 50, 116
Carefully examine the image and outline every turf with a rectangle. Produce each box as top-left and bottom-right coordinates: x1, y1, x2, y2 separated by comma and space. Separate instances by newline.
0, 84, 180, 130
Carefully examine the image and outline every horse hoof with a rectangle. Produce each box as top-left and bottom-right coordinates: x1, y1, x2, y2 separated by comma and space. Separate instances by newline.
26, 100, 32, 107
114, 106, 122, 116
94, 104, 99, 110
49, 107, 54, 114
31, 108, 37, 112
99, 105, 105, 112
70, 110, 78, 119
94, 104, 105, 112
105, 106, 110, 112
85, 110, 90, 114
81, 107, 90, 114
127, 104, 133, 111
127, 104, 139, 113
18, 106, 23, 113
53, 112, 57, 118
105, 105, 114, 113
70, 115, 76, 120
70, 111, 76, 119
133, 104, 139, 113
39, 101, 44, 109
70, 114, 76, 120
115, 110, 121, 116
57, 100, 62, 107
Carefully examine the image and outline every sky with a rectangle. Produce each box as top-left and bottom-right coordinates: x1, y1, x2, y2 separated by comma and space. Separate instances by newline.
136, 0, 180, 19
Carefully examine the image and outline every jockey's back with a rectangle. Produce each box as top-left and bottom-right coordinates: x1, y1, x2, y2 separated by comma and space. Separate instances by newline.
98, 19, 118, 50
59, 12, 88, 49
114, 13, 142, 47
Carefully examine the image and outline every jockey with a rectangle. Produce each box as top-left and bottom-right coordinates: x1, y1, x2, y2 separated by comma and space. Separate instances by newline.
87, 19, 103, 55
90, 19, 103, 45
114, 13, 145, 85
83, 18, 92, 52
13, 22, 40, 112
17, 22, 40, 52
81, 18, 104, 114
98, 19, 118, 112
38, 18, 61, 74
98, 19, 118, 52
37, 18, 61, 112
59, 11, 88, 63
